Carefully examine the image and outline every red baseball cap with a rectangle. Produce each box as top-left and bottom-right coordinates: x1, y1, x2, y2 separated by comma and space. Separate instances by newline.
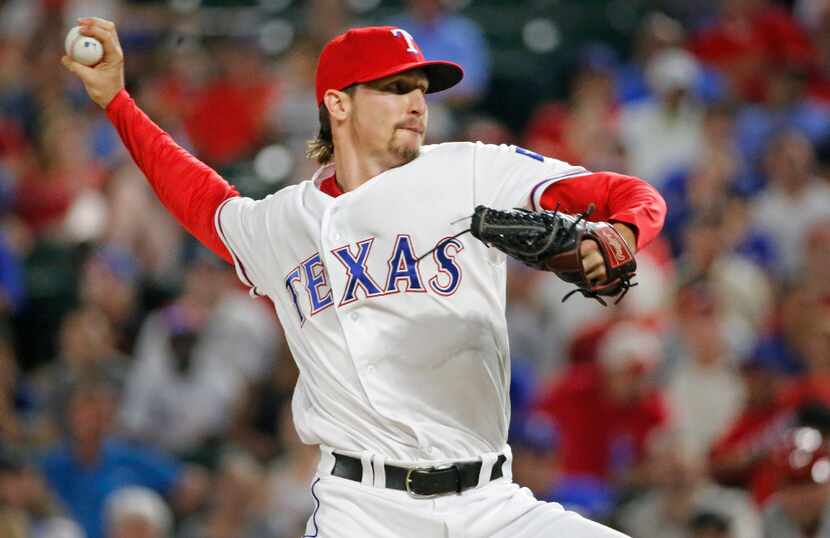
315, 26, 464, 106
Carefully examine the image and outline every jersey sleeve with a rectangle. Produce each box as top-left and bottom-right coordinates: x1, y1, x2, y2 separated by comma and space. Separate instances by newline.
538, 171, 667, 250
214, 195, 276, 297
471, 143, 666, 251
105, 89, 239, 264
472, 143, 589, 210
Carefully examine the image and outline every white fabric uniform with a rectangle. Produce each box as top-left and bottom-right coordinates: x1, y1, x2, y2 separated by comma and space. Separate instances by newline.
215, 142, 627, 537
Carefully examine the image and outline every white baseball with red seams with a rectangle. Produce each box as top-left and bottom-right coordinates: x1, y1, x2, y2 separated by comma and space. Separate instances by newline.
65, 26, 103, 66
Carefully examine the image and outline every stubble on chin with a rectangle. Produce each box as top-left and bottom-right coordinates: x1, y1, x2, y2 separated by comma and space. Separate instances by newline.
388, 139, 421, 167
396, 146, 420, 165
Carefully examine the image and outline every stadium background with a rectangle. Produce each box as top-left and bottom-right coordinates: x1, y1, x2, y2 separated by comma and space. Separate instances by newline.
1, 0, 830, 536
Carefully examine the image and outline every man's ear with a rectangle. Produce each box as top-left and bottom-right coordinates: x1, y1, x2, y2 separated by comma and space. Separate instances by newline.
324, 89, 352, 122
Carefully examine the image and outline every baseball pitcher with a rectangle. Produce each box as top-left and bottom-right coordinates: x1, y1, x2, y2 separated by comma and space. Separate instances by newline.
63, 18, 666, 537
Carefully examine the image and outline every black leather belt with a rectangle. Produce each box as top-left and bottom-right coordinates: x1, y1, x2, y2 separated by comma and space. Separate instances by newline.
331, 453, 507, 496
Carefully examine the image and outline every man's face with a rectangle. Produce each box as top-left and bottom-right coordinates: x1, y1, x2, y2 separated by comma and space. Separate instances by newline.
68, 387, 114, 446
348, 69, 429, 168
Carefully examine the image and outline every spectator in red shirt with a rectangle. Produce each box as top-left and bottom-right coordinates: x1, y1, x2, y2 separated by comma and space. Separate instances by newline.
710, 299, 830, 506
15, 111, 103, 236
709, 344, 793, 501
690, 0, 815, 102
156, 38, 279, 168
535, 322, 669, 487
760, 426, 830, 535
523, 47, 621, 170
800, 0, 830, 105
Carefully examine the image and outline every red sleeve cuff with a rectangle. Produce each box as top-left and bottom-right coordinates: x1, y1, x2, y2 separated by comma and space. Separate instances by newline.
105, 88, 131, 117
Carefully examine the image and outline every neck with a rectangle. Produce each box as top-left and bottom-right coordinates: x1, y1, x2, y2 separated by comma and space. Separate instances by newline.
331, 126, 418, 192
74, 437, 103, 465
333, 147, 393, 192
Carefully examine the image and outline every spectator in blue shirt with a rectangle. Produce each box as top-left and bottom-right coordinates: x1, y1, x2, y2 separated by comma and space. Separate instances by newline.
40, 379, 206, 538
0, 231, 24, 315
390, 0, 490, 104
509, 411, 614, 523
735, 66, 830, 183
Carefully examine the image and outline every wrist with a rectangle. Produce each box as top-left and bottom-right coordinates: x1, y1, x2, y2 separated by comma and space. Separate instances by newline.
612, 223, 637, 252
105, 88, 130, 115
98, 86, 123, 110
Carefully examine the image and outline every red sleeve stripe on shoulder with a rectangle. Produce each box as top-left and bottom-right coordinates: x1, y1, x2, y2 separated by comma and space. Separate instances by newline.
214, 198, 265, 297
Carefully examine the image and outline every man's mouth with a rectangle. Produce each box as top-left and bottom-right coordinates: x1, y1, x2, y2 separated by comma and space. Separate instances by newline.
398, 125, 424, 135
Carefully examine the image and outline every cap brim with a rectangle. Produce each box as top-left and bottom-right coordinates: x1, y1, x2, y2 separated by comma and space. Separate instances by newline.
355, 60, 464, 94
421, 61, 465, 94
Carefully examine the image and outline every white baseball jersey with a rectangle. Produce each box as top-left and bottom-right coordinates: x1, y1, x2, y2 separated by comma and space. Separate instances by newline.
215, 142, 587, 465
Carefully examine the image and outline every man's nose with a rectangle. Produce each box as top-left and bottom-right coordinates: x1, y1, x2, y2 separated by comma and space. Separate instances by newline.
409, 89, 426, 115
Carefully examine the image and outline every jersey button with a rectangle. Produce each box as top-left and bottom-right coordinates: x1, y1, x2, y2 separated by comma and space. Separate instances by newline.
334, 232, 342, 240
350, 312, 359, 321
367, 365, 375, 373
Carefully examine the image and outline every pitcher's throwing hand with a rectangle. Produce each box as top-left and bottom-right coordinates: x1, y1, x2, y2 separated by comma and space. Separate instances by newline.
61, 17, 124, 109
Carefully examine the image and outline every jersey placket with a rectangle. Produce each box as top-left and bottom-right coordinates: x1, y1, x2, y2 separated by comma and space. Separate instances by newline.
318, 197, 380, 391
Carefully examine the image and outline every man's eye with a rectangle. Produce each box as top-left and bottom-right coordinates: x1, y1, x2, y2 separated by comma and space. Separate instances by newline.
383, 81, 426, 94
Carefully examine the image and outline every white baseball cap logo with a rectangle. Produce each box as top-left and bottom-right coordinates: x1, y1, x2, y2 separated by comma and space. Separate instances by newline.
391, 28, 419, 54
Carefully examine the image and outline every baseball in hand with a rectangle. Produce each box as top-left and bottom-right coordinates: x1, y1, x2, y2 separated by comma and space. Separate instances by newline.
65, 26, 103, 66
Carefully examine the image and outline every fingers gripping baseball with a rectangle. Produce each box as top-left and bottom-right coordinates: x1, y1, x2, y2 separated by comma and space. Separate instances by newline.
61, 17, 125, 109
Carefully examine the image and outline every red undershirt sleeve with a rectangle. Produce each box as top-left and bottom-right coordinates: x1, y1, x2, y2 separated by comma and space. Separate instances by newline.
105, 89, 239, 264
538, 171, 667, 251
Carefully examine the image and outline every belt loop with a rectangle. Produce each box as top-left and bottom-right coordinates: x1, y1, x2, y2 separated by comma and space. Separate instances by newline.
360, 452, 373, 486
372, 453, 387, 488
319, 446, 336, 477
502, 445, 514, 482
477, 453, 497, 488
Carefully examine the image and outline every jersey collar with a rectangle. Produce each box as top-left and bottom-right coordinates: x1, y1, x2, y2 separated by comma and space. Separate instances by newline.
311, 163, 344, 198
319, 175, 344, 197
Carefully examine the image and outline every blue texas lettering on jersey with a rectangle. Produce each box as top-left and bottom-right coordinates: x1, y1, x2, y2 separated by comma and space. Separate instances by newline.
283, 235, 465, 324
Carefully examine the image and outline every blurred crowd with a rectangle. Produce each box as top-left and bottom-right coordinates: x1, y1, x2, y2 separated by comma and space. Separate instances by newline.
1, 0, 830, 537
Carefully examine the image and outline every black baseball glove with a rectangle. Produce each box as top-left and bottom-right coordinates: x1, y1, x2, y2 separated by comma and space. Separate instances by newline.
469, 204, 637, 305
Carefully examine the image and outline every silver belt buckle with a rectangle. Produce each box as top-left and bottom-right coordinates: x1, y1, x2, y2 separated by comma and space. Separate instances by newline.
404, 464, 456, 498
405, 467, 435, 498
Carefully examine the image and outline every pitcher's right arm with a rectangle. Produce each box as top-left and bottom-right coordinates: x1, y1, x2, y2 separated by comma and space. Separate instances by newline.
62, 17, 238, 264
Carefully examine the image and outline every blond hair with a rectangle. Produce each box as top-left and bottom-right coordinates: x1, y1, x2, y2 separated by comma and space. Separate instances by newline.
305, 86, 355, 164
305, 105, 335, 164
